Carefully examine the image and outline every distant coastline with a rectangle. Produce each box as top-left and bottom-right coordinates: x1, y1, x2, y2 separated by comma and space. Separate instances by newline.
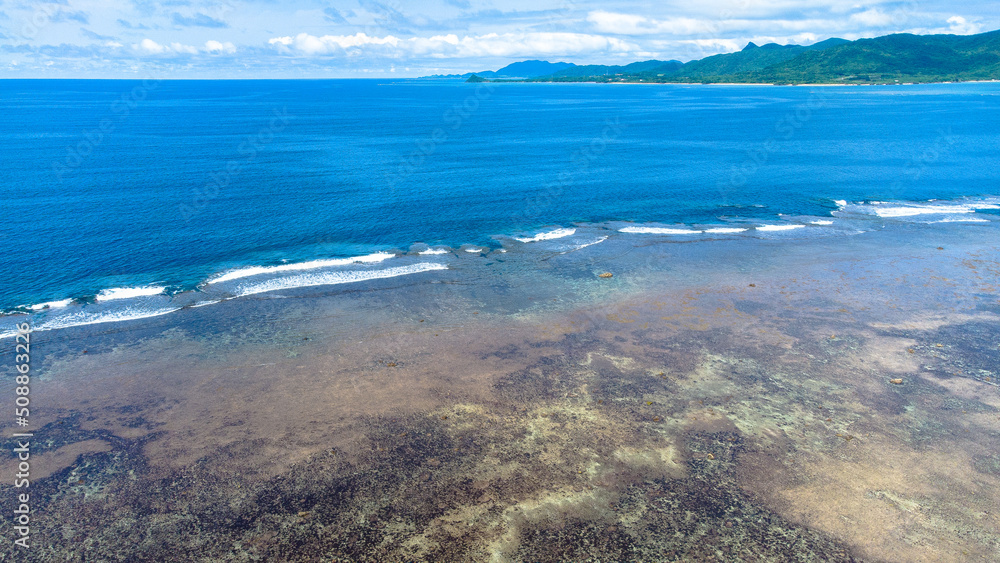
439, 28, 1000, 86
470, 78, 1000, 86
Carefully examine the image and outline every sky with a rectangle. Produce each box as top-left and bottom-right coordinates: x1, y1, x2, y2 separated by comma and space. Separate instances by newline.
0, 0, 995, 78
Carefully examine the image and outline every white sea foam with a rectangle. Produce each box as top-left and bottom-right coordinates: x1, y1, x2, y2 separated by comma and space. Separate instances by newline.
464, 247, 483, 253
620, 227, 701, 235
29, 298, 74, 311
756, 224, 805, 232
514, 228, 576, 243
235, 263, 447, 297
872, 203, 999, 218
929, 217, 990, 223
35, 307, 181, 332
208, 252, 396, 284
570, 236, 608, 250
703, 227, 747, 234
96, 285, 166, 302
810, 220, 834, 225
0, 330, 19, 340
191, 299, 222, 307
875, 205, 961, 217
834, 200, 847, 208
419, 248, 450, 255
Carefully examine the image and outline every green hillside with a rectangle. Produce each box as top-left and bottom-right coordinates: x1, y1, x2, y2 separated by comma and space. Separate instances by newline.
675, 38, 849, 79
468, 29, 1000, 85
743, 30, 1000, 83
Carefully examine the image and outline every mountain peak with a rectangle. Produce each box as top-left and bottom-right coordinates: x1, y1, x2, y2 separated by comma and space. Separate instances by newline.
742, 42, 759, 51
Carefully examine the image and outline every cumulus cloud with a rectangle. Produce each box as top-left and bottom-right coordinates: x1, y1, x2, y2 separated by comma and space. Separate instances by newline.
850, 9, 894, 27
268, 33, 399, 55
172, 42, 199, 54
676, 37, 744, 55
137, 38, 167, 54
268, 32, 638, 59
947, 16, 982, 34
204, 40, 237, 54
134, 38, 206, 55
3, 0, 998, 77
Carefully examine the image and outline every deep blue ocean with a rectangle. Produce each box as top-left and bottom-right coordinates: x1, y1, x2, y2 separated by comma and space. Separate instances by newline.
1, 79, 998, 335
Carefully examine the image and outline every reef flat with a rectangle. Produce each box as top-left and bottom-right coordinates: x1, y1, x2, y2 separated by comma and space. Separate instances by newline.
2, 225, 999, 562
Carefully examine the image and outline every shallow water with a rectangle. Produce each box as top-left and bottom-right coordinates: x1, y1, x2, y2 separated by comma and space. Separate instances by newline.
2, 217, 998, 561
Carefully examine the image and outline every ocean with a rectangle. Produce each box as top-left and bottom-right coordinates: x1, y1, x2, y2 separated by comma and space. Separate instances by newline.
3, 79, 1000, 561
1, 79, 998, 337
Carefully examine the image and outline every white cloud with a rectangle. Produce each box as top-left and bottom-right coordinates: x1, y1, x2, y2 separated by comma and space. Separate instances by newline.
677, 37, 743, 55
268, 32, 639, 59
134, 38, 232, 56
138, 38, 167, 54
269, 33, 400, 55
205, 40, 237, 53
170, 42, 199, 55
850, 9, 894, 27
947, 16, 982, 34
3, 0, 997, 77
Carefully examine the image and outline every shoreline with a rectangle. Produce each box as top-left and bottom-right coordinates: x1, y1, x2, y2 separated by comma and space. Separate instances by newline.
3, 194, 998, 339
2, 220, 998, 561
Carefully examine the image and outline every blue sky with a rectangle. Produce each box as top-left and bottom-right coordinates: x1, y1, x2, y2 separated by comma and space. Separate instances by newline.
1, 0, 995, 77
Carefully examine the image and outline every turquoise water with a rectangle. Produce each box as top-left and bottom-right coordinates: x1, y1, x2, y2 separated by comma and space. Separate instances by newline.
0, 79, 998, 335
